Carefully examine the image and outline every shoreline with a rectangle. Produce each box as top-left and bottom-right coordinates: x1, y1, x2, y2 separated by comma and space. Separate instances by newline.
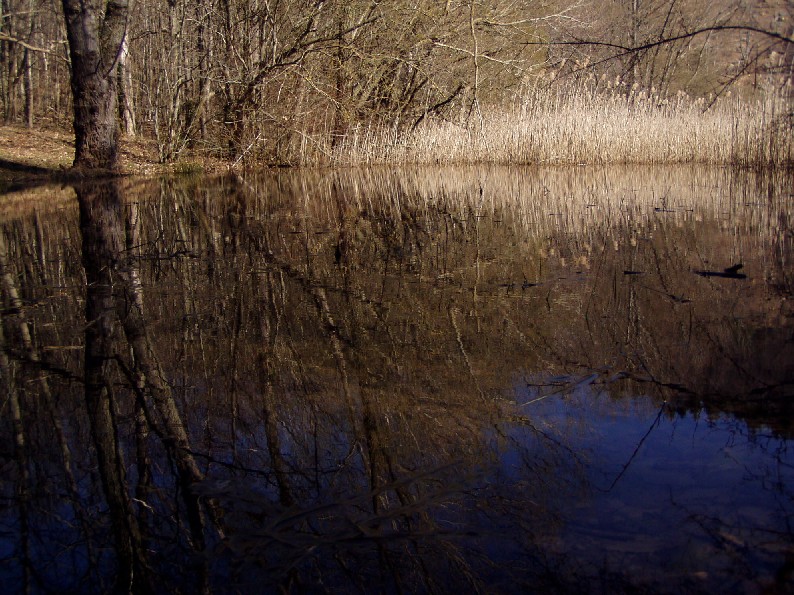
1, 109, 792, 190
0, 124, 229, 188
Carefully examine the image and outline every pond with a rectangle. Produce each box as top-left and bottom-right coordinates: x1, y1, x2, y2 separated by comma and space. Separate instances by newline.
0, 165, 792, 593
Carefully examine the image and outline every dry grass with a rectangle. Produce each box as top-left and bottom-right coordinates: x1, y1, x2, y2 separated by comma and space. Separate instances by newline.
2, 80, 791, 174
331, 81, 793, 168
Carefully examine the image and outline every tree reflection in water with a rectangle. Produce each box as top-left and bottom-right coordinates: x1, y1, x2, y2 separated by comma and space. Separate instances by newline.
0, 166, 792, 593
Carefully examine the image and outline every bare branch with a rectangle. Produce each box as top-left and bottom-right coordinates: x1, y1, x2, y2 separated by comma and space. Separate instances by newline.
530, 24, 793, 56
0, 32, 51, 53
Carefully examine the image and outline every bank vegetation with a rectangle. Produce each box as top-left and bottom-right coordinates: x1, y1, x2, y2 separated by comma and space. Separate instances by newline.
0, 0, 792, 169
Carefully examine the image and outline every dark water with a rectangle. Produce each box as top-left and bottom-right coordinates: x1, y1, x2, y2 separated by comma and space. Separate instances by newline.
0, 166, 792, 593
514, 388, 793, 593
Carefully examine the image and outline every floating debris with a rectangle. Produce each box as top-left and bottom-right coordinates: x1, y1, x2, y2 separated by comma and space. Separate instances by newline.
695, 263, 747, 279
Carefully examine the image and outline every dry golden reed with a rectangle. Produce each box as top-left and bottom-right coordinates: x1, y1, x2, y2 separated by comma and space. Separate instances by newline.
330, 80, 793, 169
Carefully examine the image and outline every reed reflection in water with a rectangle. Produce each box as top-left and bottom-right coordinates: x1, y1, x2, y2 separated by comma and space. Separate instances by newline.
0, 165, 791, 593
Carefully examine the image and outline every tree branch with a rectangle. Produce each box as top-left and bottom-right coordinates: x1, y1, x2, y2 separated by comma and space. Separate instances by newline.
0, 32, 51, 53
530, 24, 793, 56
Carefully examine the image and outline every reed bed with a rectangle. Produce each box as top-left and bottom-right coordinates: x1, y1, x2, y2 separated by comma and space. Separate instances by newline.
331, 82, 793, 168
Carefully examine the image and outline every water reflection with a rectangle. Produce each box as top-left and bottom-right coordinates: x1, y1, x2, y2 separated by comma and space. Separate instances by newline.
0, 166, 791, 593
516, 389, 794, 593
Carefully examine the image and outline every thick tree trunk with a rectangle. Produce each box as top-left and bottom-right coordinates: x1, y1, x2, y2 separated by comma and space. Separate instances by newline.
61, 0, 129, 171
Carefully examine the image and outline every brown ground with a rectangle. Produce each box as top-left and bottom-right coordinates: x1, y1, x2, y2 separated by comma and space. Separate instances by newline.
0, 124, 228, 187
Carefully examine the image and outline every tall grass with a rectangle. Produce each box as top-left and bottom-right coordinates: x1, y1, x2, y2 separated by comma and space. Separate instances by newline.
330, 79, 793, 168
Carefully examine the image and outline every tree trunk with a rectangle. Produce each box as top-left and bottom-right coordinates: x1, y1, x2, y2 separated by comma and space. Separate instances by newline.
61, 0, 129, 171
118, 36, 136, 136
23, 48, 32, 128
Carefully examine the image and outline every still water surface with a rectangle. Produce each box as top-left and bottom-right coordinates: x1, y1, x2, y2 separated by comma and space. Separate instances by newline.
0, 165, 792, 593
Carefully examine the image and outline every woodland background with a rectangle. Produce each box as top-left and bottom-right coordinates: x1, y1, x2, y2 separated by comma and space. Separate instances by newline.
1, 0, 792, 165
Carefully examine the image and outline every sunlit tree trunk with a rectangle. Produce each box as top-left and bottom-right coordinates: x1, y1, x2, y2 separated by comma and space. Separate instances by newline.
61, 0, 129, 170
118, 35, 135, 136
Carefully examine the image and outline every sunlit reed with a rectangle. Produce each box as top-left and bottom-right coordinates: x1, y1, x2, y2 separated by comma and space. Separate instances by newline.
329, 81, 793, 169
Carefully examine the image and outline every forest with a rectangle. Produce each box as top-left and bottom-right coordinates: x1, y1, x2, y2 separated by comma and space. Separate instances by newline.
1, 0, 792, 167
